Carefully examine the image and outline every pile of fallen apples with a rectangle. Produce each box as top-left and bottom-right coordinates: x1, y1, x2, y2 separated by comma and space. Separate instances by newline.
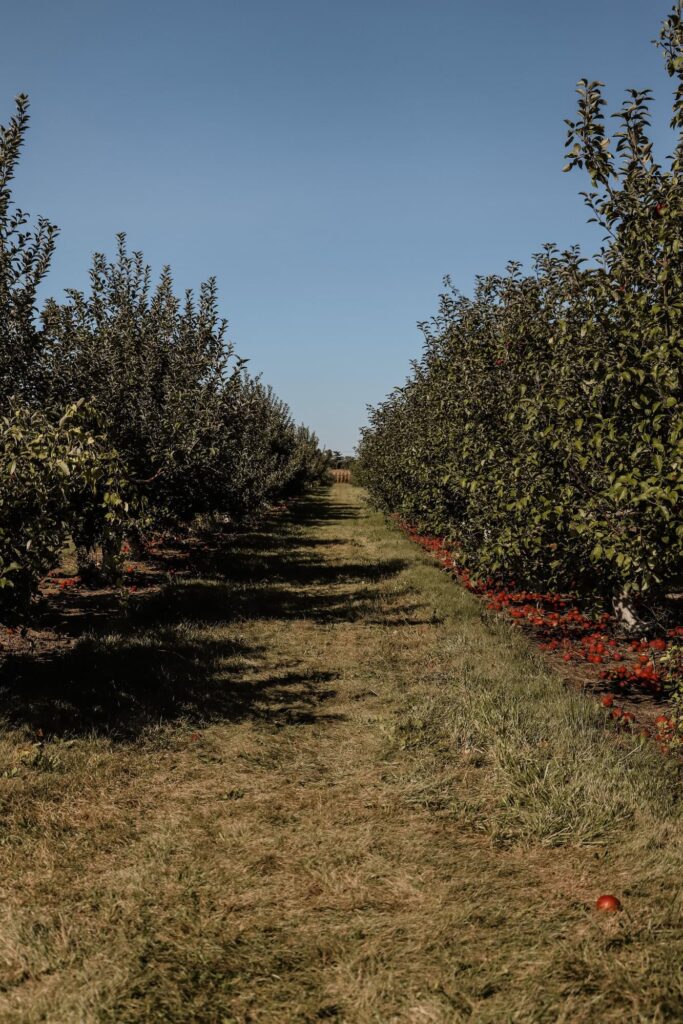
399, 520, 682, 753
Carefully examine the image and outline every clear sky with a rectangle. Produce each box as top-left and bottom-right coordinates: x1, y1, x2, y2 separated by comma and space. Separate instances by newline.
1, 0, 676, 452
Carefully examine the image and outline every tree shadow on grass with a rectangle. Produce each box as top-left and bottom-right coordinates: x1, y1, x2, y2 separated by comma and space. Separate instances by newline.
284, 495, 364, 527
0, 491, 419, 741
134, 577, 436, 629
199, 551, 409, 587
0, 627, 343, 739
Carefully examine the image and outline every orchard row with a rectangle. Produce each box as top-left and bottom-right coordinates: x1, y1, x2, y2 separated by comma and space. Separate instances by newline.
357, 5, 682, 631
0, 95, 327, 612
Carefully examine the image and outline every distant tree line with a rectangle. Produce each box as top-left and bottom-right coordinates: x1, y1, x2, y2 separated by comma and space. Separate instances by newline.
326, 452, 355, 470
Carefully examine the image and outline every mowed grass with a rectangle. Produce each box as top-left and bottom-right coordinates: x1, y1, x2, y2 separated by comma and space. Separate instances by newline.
0, 483, 680, 1023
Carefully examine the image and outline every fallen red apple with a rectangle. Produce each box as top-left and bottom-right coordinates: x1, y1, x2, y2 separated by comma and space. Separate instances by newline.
595, 894, 622, 912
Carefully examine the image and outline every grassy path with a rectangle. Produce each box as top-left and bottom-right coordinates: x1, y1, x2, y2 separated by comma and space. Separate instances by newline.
0, 484, 681, 1022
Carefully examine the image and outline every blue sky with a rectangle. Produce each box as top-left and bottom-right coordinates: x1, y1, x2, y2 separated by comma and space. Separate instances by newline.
1, 0, 675, 452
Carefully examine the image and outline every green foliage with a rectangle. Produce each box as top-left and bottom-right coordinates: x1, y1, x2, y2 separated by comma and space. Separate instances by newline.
0, 93, 325, 615
0, 402, 129, 609
660, 643, 683, 743
196, 375, 328, 524
41, 238, 327, 526
0, 94, 57, 410
358, 5, 683, 611
326, 451, 356, 471
42, 236, 237, 522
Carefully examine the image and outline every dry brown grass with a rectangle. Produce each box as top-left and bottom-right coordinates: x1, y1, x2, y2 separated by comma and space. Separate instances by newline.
0, 484, 680, 1022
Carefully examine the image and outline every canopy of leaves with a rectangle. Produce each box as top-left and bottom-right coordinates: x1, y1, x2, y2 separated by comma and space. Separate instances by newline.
357, 4, 683, 607
0, 94, 327, 613
0, 402, 128, 609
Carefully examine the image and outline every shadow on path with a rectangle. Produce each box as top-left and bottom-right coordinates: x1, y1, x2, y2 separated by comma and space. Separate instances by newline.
0, 489, 413, 741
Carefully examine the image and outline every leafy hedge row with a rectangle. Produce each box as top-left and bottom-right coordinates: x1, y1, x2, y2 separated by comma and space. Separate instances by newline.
0, 95, 327, 611
357, 5, 683, 622
0, 403, 128, 604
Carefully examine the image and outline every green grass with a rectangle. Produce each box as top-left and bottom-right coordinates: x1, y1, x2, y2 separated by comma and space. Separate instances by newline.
0, 484, 680, 1022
